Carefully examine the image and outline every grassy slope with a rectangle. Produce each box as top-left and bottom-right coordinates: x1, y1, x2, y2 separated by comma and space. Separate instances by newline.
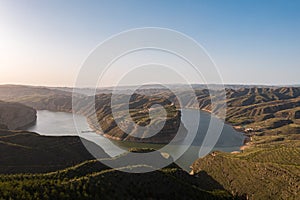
0, 85, 299, 199
188, 87, 300, 199
192, 137, 300, 199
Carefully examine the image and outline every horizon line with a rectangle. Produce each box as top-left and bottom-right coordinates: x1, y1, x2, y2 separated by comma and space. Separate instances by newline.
0, 83, 299, 89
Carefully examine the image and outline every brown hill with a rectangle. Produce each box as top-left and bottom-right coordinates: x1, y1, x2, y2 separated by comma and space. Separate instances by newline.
0, 86, 187, 143
0, 101, 36, 130
0, 85, 299, 138
85, 93, 187, 143
155, 87, 300, 135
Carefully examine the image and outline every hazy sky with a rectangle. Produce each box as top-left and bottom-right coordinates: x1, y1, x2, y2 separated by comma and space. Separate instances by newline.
0, 0, 299, 86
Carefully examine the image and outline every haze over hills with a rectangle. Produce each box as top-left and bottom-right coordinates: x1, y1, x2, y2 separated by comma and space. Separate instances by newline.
48, 84, 283, 95
0, 84, 299, 139
0, 84, 299, 199
1, 0, 299, 199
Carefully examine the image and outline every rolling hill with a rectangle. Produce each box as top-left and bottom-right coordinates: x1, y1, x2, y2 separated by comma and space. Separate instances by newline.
0, 130, 235, 199
0, 101, 36, 130
191, 137, 300, 199
0, 129, 104, 174
0, 84, 299, 199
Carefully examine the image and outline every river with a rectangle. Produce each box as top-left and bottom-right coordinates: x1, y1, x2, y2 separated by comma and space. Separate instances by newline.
27, 109, 244, 170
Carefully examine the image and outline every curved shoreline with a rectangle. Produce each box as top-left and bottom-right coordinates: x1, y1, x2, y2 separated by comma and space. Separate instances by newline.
86, 117, 188, 144
30, 108, 247, 150
182, 106, 250, 150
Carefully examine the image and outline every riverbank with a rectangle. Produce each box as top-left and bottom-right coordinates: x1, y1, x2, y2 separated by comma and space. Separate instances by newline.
32, 106, 246, 149
182, 106, 249, 150
27, 110, 245, 161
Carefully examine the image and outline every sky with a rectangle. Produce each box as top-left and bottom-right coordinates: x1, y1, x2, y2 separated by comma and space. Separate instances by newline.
0, 0, 299, 87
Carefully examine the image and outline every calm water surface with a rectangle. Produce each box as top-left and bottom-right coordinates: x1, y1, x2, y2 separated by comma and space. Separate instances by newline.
27, 109, 244, 170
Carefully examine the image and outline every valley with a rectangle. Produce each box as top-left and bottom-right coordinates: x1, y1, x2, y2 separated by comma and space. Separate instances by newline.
0, 84, 299, 199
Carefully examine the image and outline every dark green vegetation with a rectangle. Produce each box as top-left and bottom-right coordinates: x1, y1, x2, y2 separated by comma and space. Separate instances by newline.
191, 138, 300, 199
0, 162, 234, 200
0, 130, 97, 174
0, 85, 299, 199
188, 87, 300, 199
0, 130, 234, 200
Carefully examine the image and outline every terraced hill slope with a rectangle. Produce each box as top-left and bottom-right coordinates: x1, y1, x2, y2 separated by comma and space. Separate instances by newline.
224, 87, 300, 133
84, 94, 186, 143
191, 137, 300, 199
0, 85, 299, 199
0, 86, 186, 143
1, 85, 299, 137
153, 87, 300, 135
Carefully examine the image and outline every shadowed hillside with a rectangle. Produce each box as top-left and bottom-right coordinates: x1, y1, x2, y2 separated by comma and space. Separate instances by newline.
0, 130, 236, 199
0, 101, 36, 130
0, 85, 299, 199
0, 155, 235, 199
0, 130, 105, 174
152, 86, 300, 135
0, 86, 187, 143
0, 85, 299, 136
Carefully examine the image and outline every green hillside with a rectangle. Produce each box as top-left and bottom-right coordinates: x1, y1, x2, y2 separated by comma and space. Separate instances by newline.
191, 137, 300, 199
0, 161, 235, 200
0, 85, 299, 199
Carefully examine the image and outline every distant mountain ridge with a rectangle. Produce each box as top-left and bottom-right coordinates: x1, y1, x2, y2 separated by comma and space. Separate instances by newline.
0, 84, 299, 199
0, 84, 299, 137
